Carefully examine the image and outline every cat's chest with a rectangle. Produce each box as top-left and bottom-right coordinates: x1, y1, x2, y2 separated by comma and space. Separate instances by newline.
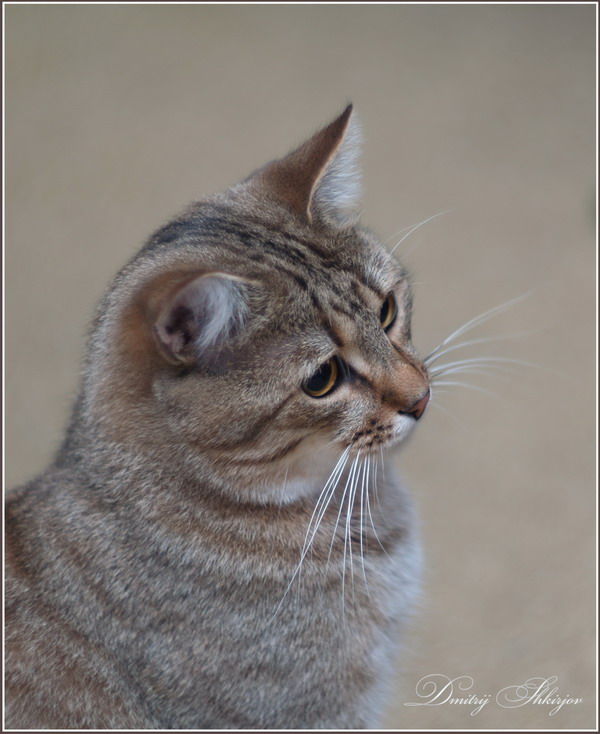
108, 492, 416, 725
32, 477, 419, 728
121, 511, 408, 645
115, 476, 417, 633
118, 534, 412, 728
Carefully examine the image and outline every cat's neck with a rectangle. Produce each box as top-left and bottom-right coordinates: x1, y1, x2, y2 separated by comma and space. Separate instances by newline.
54, 403, 343, 510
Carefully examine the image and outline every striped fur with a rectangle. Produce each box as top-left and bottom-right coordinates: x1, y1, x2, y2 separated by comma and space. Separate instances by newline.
6, 107, 429, 728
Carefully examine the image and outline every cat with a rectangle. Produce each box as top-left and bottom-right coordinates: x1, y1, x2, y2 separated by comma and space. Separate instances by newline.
5, 105, 431, 729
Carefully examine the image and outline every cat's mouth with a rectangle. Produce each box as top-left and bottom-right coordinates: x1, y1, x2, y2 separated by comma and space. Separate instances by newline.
350, 413, 417, 453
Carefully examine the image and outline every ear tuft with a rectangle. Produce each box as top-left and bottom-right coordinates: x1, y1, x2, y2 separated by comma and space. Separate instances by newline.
156, 274, 248, 364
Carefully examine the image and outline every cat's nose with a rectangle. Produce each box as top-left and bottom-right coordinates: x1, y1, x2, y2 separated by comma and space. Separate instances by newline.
402, 389, 430, 420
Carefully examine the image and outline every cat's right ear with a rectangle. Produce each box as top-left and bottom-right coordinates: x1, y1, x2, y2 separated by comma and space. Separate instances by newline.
154, 273, 248, 365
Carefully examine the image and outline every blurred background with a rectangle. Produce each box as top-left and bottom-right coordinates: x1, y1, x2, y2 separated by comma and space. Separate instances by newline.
5, 4, 596, 729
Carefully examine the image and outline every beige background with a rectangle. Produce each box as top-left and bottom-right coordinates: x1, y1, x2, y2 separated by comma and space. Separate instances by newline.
5, 4, 596, 730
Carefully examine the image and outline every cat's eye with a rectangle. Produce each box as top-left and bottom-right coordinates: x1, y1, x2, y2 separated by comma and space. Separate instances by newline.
380, 293, 398, 331
303, 357, 339, 398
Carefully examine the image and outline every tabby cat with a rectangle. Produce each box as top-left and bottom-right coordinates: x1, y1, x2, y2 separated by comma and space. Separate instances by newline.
6, 106, 431, 729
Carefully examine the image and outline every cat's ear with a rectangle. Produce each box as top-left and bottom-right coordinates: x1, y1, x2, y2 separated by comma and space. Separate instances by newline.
154, 273, 248, 365
248, 104, 362, 224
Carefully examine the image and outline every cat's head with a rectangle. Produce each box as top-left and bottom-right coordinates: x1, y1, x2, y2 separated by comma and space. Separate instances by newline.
84, 106, 430, 503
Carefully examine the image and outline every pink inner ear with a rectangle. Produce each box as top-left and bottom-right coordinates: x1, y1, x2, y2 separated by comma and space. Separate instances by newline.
156, 274, 248, 363
159, 301, 196, 357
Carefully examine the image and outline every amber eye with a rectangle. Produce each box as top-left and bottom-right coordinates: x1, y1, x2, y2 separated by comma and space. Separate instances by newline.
303, 357, 339, 398
380, 293, 398, 331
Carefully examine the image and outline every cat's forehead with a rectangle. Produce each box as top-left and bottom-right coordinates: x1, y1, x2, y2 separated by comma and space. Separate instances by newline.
205, 204, 399, 285
146, 202, 405, 294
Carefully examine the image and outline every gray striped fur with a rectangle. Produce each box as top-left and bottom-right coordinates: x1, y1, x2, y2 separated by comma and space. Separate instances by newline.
6, 106, 429, 729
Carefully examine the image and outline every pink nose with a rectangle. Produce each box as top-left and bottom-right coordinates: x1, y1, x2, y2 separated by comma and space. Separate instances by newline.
409, 389, 430, 420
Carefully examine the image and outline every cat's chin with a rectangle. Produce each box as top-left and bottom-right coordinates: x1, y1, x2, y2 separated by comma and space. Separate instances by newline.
345, 413, 418, 454
389, 413, 418, 448
251, 418, 419, 505
232, 435, 343, 506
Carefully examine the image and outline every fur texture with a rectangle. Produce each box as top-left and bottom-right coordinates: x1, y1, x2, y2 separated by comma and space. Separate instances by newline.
6, 106, 429, 729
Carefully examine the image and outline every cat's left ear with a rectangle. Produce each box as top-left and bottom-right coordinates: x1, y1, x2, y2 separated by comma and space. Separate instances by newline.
153, 273, 249, 366
247, 104, 362, 224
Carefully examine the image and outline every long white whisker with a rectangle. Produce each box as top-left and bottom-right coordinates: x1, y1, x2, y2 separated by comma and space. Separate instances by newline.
346, 454, 365, 600
343, 456, 360, 604
328, 453, 360, 567
425, 293, 530, 362
381, 222, 429, 248
365, 455, 391, 559
433, 365, 519, 379
389, 210, 453, 255
429, 399, 466, 427
300, 446, 351, 560
358, 458, 371, 597
425, 331, 537, 366
372, 454, 384, 521
432, 365, 519, 381
431, 356, 537, 374
268, 447, 351, 624
382, 210, 453, 248
379, 446, 386, 488
295, 447, 352, 606
432, 380, 499, 398
335, 454, 361, 618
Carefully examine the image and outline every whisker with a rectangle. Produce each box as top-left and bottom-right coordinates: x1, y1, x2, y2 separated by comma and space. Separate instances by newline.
350, 458, 364, 590
379, 446, 386, 488
425, 330, 538, 366
372, 453, 385, 521
335, 454, 361, 618
389, 210, 453, 255
300, 450, 352, 584
432, 365, 519, 381
300, 446, 352, 556
373, 460, 385, 520
268, 446, 351, 624
382, 210, 451, 249
429, 399, 466, 427
432, 380, 499, 398
358, 458, 371, 597
365, 455, 391, 559
343, 453, 362, 604
431, 356, 537, 375
328, 453, 361, 568
381, 223, 423, 248
425, 293, 530, 363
